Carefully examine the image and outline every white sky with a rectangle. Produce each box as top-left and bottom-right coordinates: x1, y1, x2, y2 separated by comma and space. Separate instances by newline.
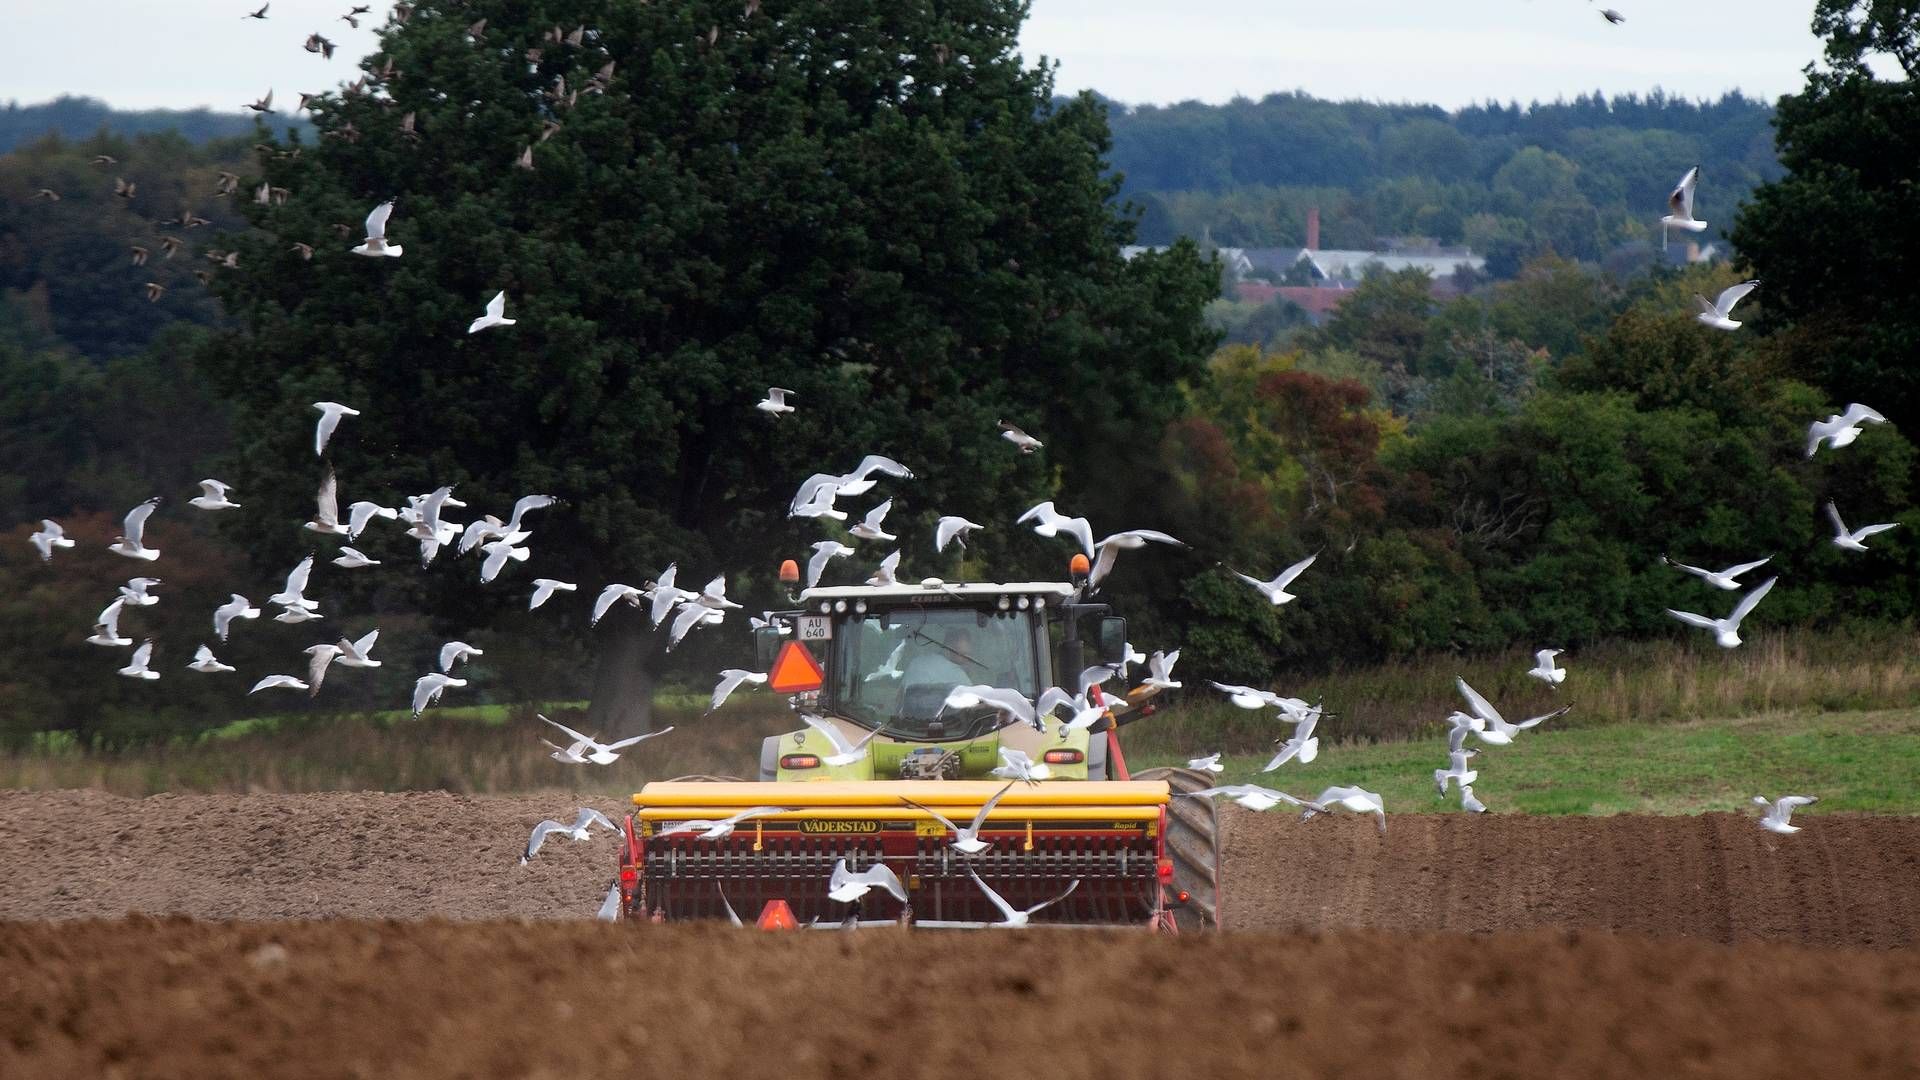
0, 1, 1861, 114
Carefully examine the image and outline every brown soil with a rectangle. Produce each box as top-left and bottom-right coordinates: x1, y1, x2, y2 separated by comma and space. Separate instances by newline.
3, 790, 1918, 1079
3, 919, 1917, 1080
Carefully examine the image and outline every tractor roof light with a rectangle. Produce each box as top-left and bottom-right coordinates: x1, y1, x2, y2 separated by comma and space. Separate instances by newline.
1016, 596, 1030, 610
997, 596, 1011, 611
1069, 553, 1090, 582
834, 600, 848, 613
778, 559, 799, 586
854, 600, 868, 614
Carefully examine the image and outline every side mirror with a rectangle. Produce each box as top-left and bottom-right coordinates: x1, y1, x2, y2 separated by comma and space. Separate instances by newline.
753, 626, 784, 670
1097, 616, 1129, 666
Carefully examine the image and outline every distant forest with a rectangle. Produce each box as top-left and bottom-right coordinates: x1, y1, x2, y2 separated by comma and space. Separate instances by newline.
1102, 90, 1780, 271
7, 88, 1777, 274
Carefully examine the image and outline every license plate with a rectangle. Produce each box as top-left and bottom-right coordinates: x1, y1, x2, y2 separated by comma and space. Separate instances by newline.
797, 616, 832, 641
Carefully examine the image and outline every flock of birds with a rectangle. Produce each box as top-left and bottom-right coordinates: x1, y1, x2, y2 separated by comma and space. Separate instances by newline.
13, 3, 1852, 925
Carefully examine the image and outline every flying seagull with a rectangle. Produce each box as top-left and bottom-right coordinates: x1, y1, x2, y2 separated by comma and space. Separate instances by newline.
243, 3, 268, 18
334, 629, 381, 669
538, 714, 675, 765
709, 669, 767, 712
189, 479, 240, 511
1662, 555, 1770, 591
439, 641, 484, 672
87, 599, 132, 647
117, 640, 160, 680
187, 644, 236, 673
1433, 748, 1479, 796
1667, 576, 1778, 649
655, 805, 792, 841
521, 807, 620, 864
1527, 649, 1566, 687
1234, 554, 1317, 605
1187, 753, 1225, 774
530, 578, 577, 611
28, 520, 75, 561
899, 782, 1017, 855
1016, 501, 1095, 559
590, 584, 643, 626
1695, 280, 1759, 331
1300, 785, 1387, 834
269, 554, 319, 612
467, 291, 515, 333
412, 673, 468, 715
756, 387, 795, 417
333, 546, 380, 569
827, 857, 908, 905
1454, 676, 1570, 744
108, 497, 162, 561
965, 866, 1079, 928
1661, 166, 1706, 233
1183, 784, 1325, 813
1261, 708, 1321, 771
942, 687, 1039, 733
1142, 649, 1181, 690
1752, 794, 1817, 835
118, 577, 162, 607
249, 674, 310, 694
305, 467, 349, 535
1599, 7, 1625, 23
313, 401, 360, 456
807, 540, 855, 589
304, 643, 343, 697
997, 420, 1043, 454
849, 498, 897, 543
213, 594, 260, 641
802, 714, 887, 766
1826, 501, 1898, 551
989, 746, 1051, 784
350, 200, 402, 257
1088, 529, 1188, 589
935, 516, 984, 553
1807, 403, 1890, 458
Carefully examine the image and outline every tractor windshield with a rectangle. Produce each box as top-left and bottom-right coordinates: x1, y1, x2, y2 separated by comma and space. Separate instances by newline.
832, 608, 1040, 739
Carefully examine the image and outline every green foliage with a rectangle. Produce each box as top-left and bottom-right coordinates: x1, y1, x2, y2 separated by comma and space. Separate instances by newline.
193, 0, 1216, 731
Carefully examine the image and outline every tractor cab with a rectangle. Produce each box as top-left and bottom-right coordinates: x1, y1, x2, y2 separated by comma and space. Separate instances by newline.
752, 579, 1144, 782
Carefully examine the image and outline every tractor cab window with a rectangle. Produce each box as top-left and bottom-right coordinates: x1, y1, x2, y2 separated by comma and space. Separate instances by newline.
833, 608, 1038, 739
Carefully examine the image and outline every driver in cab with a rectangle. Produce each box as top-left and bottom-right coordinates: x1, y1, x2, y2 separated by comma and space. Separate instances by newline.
902, 626, 977, 689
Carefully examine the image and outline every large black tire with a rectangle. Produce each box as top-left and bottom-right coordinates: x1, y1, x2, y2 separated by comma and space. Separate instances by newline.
1132, 766, 1222, 931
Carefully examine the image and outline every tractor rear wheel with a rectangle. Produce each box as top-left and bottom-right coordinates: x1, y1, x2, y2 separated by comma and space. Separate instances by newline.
1132, 766, 1222, 931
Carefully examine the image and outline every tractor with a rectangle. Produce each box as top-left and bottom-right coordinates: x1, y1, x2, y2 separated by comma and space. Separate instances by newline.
616, 560, 1222, 929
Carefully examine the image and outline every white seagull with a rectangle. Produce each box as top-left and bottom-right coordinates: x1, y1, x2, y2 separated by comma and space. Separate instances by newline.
304, 643, 343, 696
520, 807, 620, 864
865, 550, 902, 587
597, 881, 623, 922
802, 714, 886, 766
1527, 649, 1566, 687
1235, 554, 1317, 605
274, 605, 324, 625
332, 628, 381, 669
304, 467, 349, 535
479, 538, 530, 583
1185, 784, 1325, 813
187, 644, 236, 673
807, 541, 855, 588
313, 401, 360, 456
412, 673, 467, 715
29, 519, 75, 561
249, 674, 310, 694
1663, 555, 1771, 591
989, 746, 1051, 784
1187, 752, 1225, 774
539, 714, 675, 765
530, 578, 577, 610
1300, 785, 1387, 834
332, 546, 380, 569
849, 498, 897, 542
117, 640, 160, 680
709, 668, 767, 712
1016, 500, 1095, 559
590, 583, 643, 627
966, 866, 1079, 928
1434, 748, 1479, 796
756, 387, 795, 417
118, 577, 163, 607
108, 497, 162, 560
942, 686, 1039, 732
269, 554, 319, 612
656, 805, 792, 842
1666, 576, 1778, 649
87, 598, 132, 647
827, 858, 908, 905
1142, 649, 1181, 690
1459, 785, 1489, 814
1806, 403, 1889, 458
1454, 676, 1571, 744
1661, 166, 1706, 233
189, 479, 241, 510
899, 782, 1017, 855
467, 290, 515, 333
788, 454, 914, 512
1695, 280, 1759, 331
1261, 709, 1321, 771
1088, 529, 1188, 589
350, 200, 402, 257
543, 737, 592, 765
439, 640, 484, 672
1826, 501, 1899, 551
997, 420, 1043, 454
935, 516, 984, 553
346, 500, 397, 539
213, 594, 260, 641
1752, 794, 1818, 835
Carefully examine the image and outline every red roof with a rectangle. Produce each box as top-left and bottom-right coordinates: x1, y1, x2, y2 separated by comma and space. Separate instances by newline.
1234, 282, 1353, 317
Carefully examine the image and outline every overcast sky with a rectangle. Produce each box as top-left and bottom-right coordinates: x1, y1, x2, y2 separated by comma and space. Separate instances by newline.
0, 0, 1850, 114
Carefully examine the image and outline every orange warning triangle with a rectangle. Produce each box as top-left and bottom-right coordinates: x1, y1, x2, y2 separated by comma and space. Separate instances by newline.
767, 639, 825, 694
755, 899, 800, 930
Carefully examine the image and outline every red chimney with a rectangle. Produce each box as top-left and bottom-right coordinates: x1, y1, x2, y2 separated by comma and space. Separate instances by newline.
1306, 206, 1320, 252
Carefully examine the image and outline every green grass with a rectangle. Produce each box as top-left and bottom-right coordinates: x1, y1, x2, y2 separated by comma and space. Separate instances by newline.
1131, 707, 1920, 815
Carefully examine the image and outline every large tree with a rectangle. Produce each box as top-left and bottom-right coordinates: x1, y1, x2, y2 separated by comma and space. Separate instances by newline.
1733, 1, 1920, 439
198, 0, 1215, 732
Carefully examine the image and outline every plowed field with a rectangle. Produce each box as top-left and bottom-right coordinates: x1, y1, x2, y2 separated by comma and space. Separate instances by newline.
3, 789, 1917, 1079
